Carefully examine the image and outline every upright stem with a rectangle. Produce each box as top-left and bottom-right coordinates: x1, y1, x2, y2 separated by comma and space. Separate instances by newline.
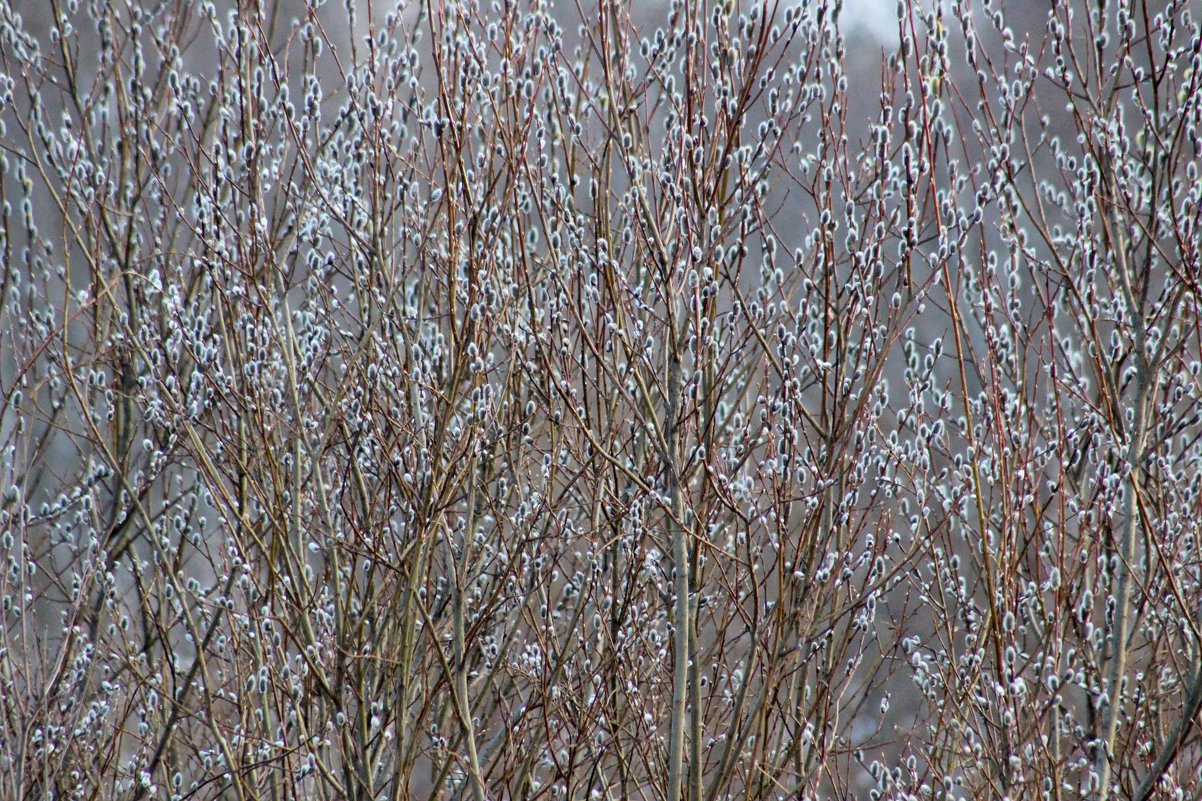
458, 457, 488, 801
1096, 168, 1151, 801
666, 342, 690, 801
1096, 351, 1149, 801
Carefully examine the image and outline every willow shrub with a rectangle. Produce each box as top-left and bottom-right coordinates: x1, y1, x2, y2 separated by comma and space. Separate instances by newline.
1, 0, 1201, 799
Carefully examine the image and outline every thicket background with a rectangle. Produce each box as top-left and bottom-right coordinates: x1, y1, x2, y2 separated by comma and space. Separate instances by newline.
2, 0, 1201, 799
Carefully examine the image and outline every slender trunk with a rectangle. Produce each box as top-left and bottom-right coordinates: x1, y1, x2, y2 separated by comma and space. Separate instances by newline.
1096, 370, 1149, 801
666, 344, 690, 801
455, 455, 487, 801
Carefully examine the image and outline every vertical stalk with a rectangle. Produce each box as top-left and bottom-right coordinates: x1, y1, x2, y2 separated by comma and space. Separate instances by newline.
1096, 168, 1151, 801
454, 454, 487, 801
1096, 371, 1147, 801
666, 341, 690, 801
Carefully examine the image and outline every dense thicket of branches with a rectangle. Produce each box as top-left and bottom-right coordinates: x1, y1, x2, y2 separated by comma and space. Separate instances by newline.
2, 0, 1201, 798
